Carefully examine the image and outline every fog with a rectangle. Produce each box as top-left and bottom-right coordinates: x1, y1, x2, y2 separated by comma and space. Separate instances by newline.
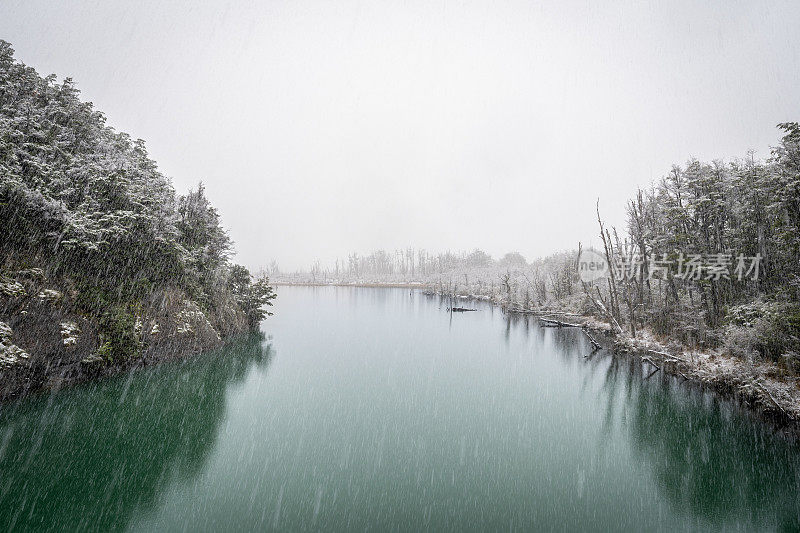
1, 0, 798, 271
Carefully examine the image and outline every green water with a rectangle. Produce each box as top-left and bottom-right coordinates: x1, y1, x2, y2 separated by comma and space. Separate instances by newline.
1, 286, 799, 531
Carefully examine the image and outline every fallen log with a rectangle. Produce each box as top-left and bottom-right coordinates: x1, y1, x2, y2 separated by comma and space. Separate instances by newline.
583, 329, 602, 351
512, 310, 584, 317
642, 355, 661, 370
753, 381, 788, 417
645, 348, 689, 364
540, 318, 582, 328
449, 307, 477, 312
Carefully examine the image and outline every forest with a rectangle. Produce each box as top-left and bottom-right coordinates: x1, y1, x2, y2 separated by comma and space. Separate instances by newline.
590, 123, 800, 364
0, 40, 274, 391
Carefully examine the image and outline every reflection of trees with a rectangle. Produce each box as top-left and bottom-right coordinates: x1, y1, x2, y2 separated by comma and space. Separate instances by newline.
600, 356, 800, 531
500, 312, 553, 347
0, 333, 272, 532
542, 326, 800, 530
462, 304, 800, 529
535, 323, 587, 368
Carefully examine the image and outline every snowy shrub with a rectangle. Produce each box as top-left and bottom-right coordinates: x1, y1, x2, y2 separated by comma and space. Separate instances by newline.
724, 301, 800, 362
60, 321, 80, 346
0, 321, 29, 368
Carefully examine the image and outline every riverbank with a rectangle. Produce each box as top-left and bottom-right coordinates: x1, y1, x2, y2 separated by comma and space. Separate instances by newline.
0, 266, 255, 401
516, 309, 800, 424
432, 287, 800, 427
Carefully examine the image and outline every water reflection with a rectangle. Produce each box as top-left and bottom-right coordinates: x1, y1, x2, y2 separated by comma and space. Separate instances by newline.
512, 315, 800, 530
599, 352, 800, 530
0, 333, 272, 532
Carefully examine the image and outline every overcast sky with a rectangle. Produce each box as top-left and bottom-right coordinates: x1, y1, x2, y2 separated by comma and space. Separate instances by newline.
1, 0, 798, 270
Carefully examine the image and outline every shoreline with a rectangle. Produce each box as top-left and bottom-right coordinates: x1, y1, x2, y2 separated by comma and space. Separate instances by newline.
478, 297, 800, 429
0, 268, 263, 402
0, 329, 261, 404
534, 311, 800, 427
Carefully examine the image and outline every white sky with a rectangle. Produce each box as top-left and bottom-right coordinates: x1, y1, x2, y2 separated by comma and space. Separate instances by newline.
1, 0, 799, 271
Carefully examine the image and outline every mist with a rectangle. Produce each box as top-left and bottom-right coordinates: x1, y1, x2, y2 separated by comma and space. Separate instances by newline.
1, 0, 798, 270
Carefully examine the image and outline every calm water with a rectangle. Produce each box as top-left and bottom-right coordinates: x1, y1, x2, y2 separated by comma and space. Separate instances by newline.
1, 286, 799, 531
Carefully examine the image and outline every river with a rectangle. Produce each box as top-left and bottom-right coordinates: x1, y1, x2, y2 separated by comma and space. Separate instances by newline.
1, 286, 798, 531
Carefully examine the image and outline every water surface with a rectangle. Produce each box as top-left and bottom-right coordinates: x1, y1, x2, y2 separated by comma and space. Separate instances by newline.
1, 287, 799, 531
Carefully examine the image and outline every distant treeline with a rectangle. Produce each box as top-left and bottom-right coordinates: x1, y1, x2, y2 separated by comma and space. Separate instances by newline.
294, 249, 524, 280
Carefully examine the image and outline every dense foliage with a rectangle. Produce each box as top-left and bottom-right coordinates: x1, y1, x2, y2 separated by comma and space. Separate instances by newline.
0, 41, 274, 357
609, 122, 800, 359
